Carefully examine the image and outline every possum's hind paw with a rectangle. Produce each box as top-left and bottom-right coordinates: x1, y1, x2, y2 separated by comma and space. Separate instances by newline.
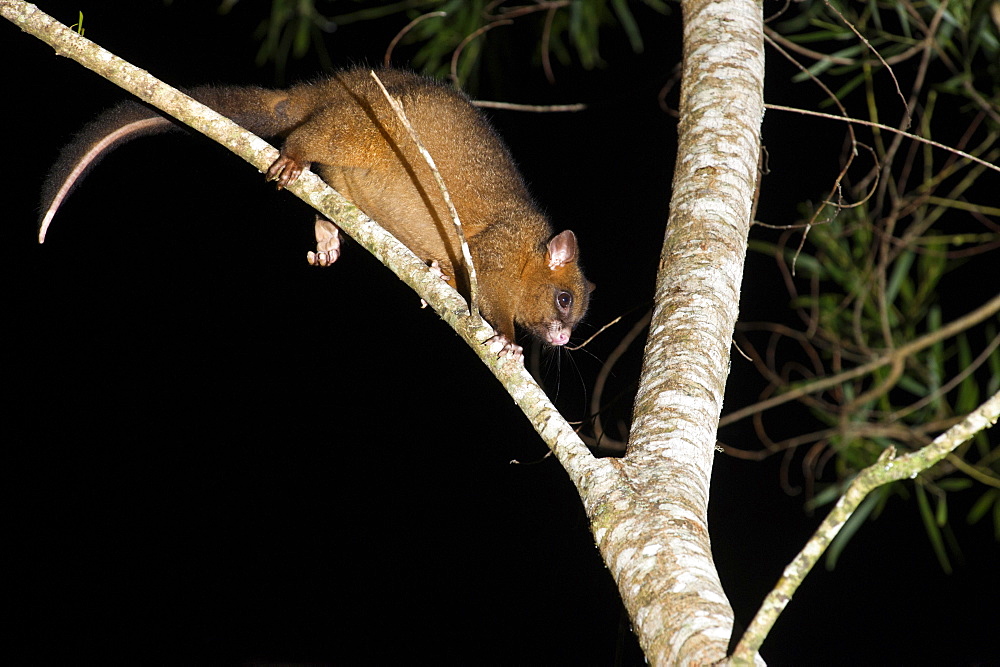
306, 217, 341, 267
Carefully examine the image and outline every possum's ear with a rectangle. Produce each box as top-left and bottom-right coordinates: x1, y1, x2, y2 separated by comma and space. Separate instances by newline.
546, 230, 579, 269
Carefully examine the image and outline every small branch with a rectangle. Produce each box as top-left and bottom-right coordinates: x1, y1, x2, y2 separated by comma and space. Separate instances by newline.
588, 312, 648, 428
449, 19, 512, 87
765, 103, 1000, 176
823, 0, 910, 128
762, 32, 865, 270
720, 292, 1000, 427
472, 100, 587, 113
731, 389, 1000, 660
762, 25, 854, 65
541, 3, 557, 83
384, 10, 447, 67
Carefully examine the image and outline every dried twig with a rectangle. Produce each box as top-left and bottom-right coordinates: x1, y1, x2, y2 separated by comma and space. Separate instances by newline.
369, 70, 480, 317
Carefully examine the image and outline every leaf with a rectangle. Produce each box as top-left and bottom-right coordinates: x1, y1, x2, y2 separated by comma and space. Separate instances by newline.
805, 480, 847, 511
612, 0, 643, 52
885, 248, 915, 310
826, 485, 886, 569
966, 488, 998, 524
988, 323, 1000, 395
935, 490, 948, 527
935, 478, 973, 492
955, 333, 980, 414
916, 482, 953, 573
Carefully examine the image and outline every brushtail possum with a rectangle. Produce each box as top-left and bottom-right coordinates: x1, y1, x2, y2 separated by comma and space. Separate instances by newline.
39, 67, 592, 358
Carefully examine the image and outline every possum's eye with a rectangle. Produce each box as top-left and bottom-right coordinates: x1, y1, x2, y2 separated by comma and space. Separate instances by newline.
556, 291, 573, 311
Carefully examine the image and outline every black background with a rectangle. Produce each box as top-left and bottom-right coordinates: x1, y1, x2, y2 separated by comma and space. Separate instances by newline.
5, 2, 998, 664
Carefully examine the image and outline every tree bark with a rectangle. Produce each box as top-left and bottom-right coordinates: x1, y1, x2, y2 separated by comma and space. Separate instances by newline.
583, 0, 766, 662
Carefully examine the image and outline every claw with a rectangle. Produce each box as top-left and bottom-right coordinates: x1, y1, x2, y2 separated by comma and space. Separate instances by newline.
265, 154, 309, 190
485, 334, 523, 361
427, 260, 451, 282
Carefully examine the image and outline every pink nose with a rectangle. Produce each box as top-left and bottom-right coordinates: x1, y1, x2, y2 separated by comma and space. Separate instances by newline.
549, 331, 570, 346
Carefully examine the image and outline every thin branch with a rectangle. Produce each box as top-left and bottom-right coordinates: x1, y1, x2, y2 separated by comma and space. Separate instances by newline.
449, 19, 512, 87
472, 100, 587, 112
541, 3, 557, 83
762, 25, 854, 65
887, 333, 1000, 422
762, 32, 866, 270
721, 293, 1000, 427
586, 311, 651, 453
731, 389, 1000, 660
384, 10, 447, 67
823, 0, 911, 128
765, 103, 1000, 176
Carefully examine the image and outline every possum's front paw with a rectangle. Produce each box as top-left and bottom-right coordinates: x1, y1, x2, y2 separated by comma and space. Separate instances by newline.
485, 334, 523, 361
307, 217, 341, 267
266, 154, 308, 189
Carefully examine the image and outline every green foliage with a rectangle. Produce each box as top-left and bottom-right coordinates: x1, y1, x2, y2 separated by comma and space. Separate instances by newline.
967, 487, 1000, 538
825, 485, 887, 569
224, 0, 670, 83
774, 0, 1000, 113
749, 0, 1000, 567
69, 11, 85, 36
401, 0, 670, 80
220, 0, 339, 78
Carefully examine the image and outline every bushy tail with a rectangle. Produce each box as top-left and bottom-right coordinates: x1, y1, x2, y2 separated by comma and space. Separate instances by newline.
38, 85, 292, 243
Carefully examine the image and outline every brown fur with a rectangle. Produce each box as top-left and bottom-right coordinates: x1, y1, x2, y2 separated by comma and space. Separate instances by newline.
41, 68, 592, 351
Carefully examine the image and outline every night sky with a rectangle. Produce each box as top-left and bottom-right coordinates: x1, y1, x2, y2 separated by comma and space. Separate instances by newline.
5, 2, 999, 664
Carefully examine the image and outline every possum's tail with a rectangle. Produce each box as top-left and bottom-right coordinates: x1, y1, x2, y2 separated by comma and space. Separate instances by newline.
38, 101, 177, 243
38, 85, 295, 243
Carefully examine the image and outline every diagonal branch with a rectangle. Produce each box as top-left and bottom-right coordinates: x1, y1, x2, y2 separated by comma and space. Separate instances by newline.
720, 292, 1000, 427
1, 0, 600, 476
731, 389, 1000, 660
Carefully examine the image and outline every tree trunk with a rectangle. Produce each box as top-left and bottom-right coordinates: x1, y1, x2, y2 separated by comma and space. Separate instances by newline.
579, 0, 766, 662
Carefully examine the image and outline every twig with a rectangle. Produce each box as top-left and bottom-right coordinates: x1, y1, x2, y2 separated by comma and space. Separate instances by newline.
449, 19, 512, 87
823, 0, 911, 128
384, 10, 447, 67
762, 25, 854, 65
568, 314, 623, 350
765, 103, 1000, 176
720, 293, 1000, 426
541, 3, 557, 83
762, 33, 866, 272
369, 70, 479, 317
587, 311, 651, 454
472, 100, 586, 112
731, 389, 1000, 660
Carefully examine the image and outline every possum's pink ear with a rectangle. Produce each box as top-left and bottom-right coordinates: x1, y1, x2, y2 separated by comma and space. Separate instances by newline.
546, 230, 578, 269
